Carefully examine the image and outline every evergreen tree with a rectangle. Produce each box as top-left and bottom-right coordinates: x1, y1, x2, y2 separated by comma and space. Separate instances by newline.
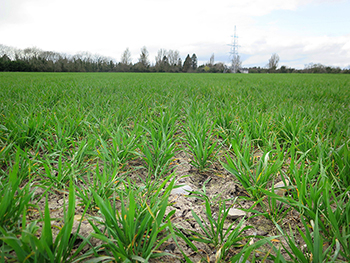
183, 54, 192, 72
191, 53, 197, 70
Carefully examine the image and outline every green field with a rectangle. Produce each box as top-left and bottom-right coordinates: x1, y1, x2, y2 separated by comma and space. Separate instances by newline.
1, 72, 350, 262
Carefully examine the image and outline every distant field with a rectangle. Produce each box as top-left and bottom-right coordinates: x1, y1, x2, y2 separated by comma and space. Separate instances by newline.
1, 72, 350, 262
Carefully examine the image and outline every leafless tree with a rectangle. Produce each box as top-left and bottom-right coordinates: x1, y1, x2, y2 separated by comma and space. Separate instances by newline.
167, 50, 180, 66
138, 46, 149, 67
268, 53, 280, 70
209, 53, 214, 66
155, 49, 167, 66
23, 47, 42, 60
121, 48, 132, 65
231, 55, 241, 73
0, 44, 14, 60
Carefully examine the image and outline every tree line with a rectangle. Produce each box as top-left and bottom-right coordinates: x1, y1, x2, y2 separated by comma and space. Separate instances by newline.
0, 44, 349, 74
0, 45, 227, 73
253, 53, 350, 74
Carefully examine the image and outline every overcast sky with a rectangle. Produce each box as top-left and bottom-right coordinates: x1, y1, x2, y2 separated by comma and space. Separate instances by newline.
1, 0, 349, 69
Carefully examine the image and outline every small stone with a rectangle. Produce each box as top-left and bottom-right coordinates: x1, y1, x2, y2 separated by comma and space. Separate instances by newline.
271, 180, 290, 196
171, 184, 193, 195
227, 208, 247, 219
256, 230, 268, 236
164, 243, 176, 253
239, 255, 251, 263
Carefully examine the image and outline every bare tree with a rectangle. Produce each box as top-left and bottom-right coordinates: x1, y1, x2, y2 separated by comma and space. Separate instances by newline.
268, 53, 280, 71
167, 50, 174, 65
167, 49, 180, 66
121, 48, 132, 65
78, 51, 93, 63
173, 50, 180, 66
139, 46, 149, 67
155, 49, 172, 71
209, 53, 214, 66
0, 44, 18, 60
231, 55, 241, 73
23, 47, 43, 60
155, 49, 167, 66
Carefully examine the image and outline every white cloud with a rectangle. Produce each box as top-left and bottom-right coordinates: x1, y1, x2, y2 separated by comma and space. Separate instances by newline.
241, 33, 350, 68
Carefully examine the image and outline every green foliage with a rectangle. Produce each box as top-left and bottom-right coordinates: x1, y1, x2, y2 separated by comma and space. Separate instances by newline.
0, 72, 350, 262
0, 181, 90, 263
0, 151, 35, 231
275, 213, 341, 263
184, 120, 218, 171
321, 182, 350, 260
140, 110, 178, 176
330, 141, 350, 189
222, 139, 283, 200
76, 162, 124, 211
97, 125, 140, 170
88, 176, 176, 262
